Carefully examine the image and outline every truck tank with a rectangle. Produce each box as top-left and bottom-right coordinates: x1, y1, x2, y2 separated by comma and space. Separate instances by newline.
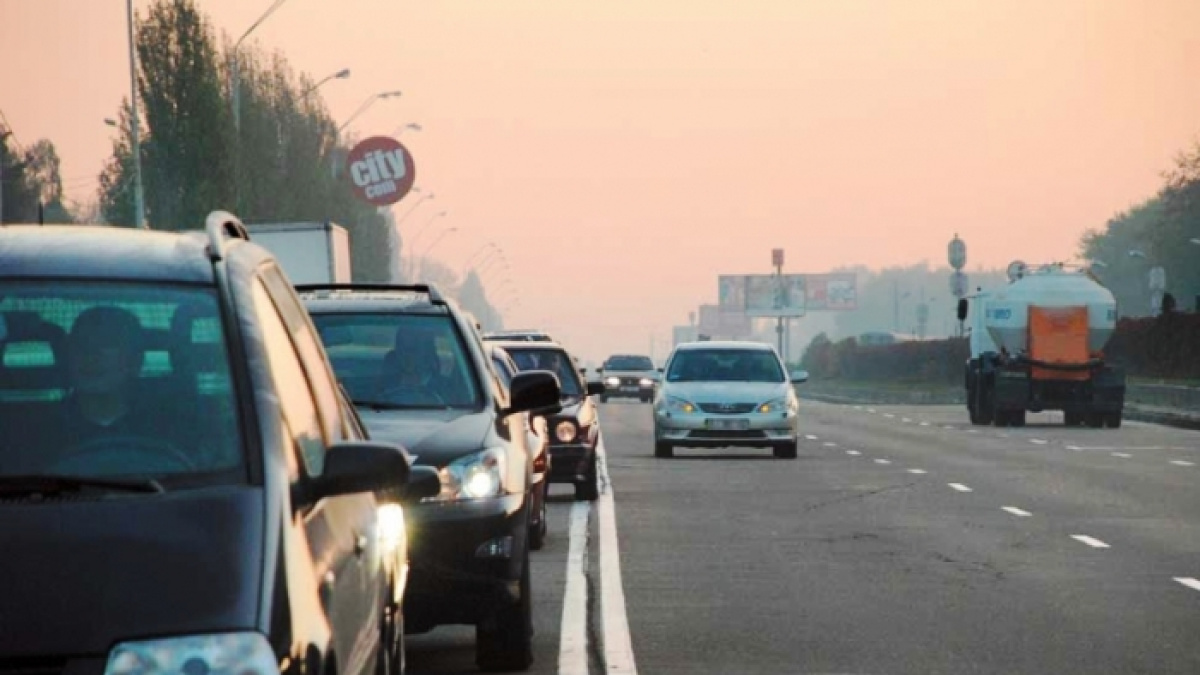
982, 264, 1117, 356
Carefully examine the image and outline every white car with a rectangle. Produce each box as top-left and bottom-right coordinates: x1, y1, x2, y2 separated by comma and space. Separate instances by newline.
653, 341, 807, 459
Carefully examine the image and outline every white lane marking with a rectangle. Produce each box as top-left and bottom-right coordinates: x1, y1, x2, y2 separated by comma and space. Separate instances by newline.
1170, 460, 1195, 467
596, 440, 638, 675
1174, 577, 1200, 592
1069, 446, 1189, 451
1071, 535, 1111, 549
907, 468, 927, 475
948, 483, 973, 492
867, 408, 877, 413
805, 434, 820, 441
995, 433, 1010, 438
853, 405, 863, 410
846, 450, 862, 456
1067, 445, 1083, 451
1030, 438, 1049, 445
823, 442, 838, 448
943, 425, 956, 430
1002, 506, 1032, 517
558, 502, 590, 674
874, 458, 892, 465
883, 413, 896, 419
1111, 452, 1132, 458
919, 421, 931, 427
967, 429, 979, 434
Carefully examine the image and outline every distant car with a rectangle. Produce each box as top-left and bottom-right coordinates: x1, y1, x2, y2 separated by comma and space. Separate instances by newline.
483, 329, 554, 343
597, 354, 659, 403
487, 343, 553, 551
497, 341, 606, 501
0, 215, 432, 675
653, 341, 808, 459
299, 283, 560, 671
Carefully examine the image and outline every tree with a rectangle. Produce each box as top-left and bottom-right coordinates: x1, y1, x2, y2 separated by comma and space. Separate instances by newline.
97, 100, 137, 226
1, 134, 72, 224
1080, 197, 1163, 317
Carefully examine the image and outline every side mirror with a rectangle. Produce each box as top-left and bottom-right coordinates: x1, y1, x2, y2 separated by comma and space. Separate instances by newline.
957, 298, 969, 322
397, 465, 441, 502
790, 369, 809, 383
505, 370, 561, 416
656, 367, 664, 373
305, 441, 411, 505
586, 381, 606, 396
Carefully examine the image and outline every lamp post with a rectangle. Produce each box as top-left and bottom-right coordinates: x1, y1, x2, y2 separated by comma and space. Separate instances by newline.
407, 210, 447, 280
230, 0, 298, 133
416, 226, 458, 280
337, 90, 404, 136
300, 67, 350, 98
125, 0, 147, 228
393, 122, 422, 136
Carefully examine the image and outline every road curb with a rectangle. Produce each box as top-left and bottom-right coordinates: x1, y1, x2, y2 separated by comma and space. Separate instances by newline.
799, 390, 1200, 432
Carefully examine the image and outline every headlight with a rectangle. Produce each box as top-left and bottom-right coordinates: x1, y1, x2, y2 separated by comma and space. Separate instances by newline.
639, 378, 654, 387
758, 397, 790, 413
424, 448, 507, 502
605, 376, 620, 387
556, 420, 578, 443
377, 503, 405, 555
666, 396, 696, 414
106, 632, 278, 675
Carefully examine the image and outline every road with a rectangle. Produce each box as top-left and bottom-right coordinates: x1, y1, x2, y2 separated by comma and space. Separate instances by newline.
407, 399, 1200, 674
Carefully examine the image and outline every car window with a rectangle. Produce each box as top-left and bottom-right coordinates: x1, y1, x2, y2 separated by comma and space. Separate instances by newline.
310, 312, 483, 410
604, 355, 654, 371
0, 280, 243, 481
491, 355, 515, 388
260, 267, 347, 441
507, 347, 582, 397
252, 279, 326, 476
665, 349, 784, 383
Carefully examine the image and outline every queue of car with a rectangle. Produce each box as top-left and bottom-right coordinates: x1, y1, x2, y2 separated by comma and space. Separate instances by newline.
0, 212, 814, 674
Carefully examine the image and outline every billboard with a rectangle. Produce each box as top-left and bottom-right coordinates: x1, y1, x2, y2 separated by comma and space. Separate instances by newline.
717, 275, 745, 311
805, 273, 858, 310
743, 274, 806, 317
345, 136, 416, 206
697, 304, 752, 338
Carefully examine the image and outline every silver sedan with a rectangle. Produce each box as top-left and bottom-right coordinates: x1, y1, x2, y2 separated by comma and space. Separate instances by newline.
652, 341, 808, 459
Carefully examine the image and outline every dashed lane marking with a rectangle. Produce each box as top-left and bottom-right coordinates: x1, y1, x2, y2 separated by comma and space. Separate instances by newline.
1071, 535, 1111, 549
1002, 506, 1033, 517
948, 483, 973, 492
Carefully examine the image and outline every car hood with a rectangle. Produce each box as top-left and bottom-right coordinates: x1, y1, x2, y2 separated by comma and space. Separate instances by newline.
0, 484, 263, 655
662, 381, 789, 404
358, 408, 492, 468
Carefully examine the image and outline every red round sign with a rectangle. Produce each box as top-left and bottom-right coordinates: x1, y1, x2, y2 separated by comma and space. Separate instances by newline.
345, 136, 416, 207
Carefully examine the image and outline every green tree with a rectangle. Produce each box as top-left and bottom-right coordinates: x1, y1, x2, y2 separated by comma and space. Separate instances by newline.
2, 134, 72, 224
1081, 197, 1163, 317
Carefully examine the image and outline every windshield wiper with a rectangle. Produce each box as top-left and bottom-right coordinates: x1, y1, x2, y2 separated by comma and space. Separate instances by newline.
0, 474, 164, 496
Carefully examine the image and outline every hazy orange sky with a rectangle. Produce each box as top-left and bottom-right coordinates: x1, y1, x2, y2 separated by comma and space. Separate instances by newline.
3, 0, 1199, 360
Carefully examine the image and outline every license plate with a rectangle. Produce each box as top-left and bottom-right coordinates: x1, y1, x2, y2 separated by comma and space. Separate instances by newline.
706, 418, 749, 431
621, 386, 638, 392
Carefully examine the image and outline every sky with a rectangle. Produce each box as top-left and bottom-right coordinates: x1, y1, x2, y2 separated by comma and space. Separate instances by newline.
2, 0, 1200, 362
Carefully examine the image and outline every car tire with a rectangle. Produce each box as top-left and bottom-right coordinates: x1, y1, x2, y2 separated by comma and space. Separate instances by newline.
1105, 412, 1123, 429
774, 442, 798, 459
654, 441, 673, 458
600, 395, 609, 404
475, 548, 534, 672
529, 483, 548, 551
1085, 412, 1105, 428
575, 457, 599, 501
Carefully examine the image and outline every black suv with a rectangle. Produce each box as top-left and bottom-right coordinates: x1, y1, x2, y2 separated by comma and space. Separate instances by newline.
0, 213, 436, 673
298, 284, 560, 672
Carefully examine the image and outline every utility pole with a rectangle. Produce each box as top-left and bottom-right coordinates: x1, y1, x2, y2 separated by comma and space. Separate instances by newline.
773, 248, 785, 358
0, 126, 9, 225
126, 0, 147, 228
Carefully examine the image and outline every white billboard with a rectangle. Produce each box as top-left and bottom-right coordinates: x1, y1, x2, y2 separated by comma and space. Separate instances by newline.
743, 274, 806, 317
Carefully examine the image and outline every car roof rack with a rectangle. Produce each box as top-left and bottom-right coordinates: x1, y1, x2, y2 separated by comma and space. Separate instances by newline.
294, 283, 447, 306
205, 210, 251, 261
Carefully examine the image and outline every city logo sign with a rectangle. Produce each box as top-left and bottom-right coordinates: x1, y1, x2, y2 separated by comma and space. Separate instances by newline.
346, 136, 416, 207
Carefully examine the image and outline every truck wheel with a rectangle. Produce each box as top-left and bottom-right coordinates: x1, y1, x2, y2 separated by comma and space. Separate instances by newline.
1010, 411, 1026, 427
992, 409, 1008, 427
1105, 412, 1123, 429
1085, 413, 1104, 429
1064, 412, 1081, 427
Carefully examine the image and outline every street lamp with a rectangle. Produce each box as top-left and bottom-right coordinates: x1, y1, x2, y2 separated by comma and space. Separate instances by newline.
407, 210, 447, 280
337, 90, 404, 136
416, 226, 458, 279
124, 0, 147, 228
230, 0, 298, 133
393, 122, 422, 136
300, 67, 350, 98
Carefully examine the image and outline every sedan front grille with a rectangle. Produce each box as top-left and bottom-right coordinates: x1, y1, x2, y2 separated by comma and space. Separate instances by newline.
698, 402, 757, 414
689, 429, 768, 440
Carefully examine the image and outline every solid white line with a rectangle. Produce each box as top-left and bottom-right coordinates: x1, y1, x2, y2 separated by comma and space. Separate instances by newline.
1174, 577, 1200, 592
1170, 460, 1195, 467
907, 468, 927, 475
874, 458, 891, 465
1002, 506, 1032, 517
558, 502, 591, 675
1071, 535, 1111, 549
846, 450, 862, 456
1111, 452, 1132, 459
1030, 439, 1049, 445
948, 483, 973, 492
805, 434, 820, 441
596, 439, 638, 675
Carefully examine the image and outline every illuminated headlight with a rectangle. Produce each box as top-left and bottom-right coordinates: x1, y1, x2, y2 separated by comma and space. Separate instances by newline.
666, 396, 696, 414
425, 448, 507, 502
605, 377, 620, 387
758, 397, 790, 414
377, 503, 405, 555
639, 378, 654, 388
556, 420, 578, 443
106, 632, 278, 675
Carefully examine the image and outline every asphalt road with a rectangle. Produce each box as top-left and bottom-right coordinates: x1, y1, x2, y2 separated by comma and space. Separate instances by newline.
406, 398, 1200, 674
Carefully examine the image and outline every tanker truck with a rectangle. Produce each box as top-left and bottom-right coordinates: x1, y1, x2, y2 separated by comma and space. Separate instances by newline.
959, 262, 1125, 428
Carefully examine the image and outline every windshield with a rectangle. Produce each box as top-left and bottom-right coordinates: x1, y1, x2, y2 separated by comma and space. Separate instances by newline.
604, 356, 654, 371
0, 281, 243, 482
310, 313, 482, 409
507, 347, 583, 398
666, 349, 784, 383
